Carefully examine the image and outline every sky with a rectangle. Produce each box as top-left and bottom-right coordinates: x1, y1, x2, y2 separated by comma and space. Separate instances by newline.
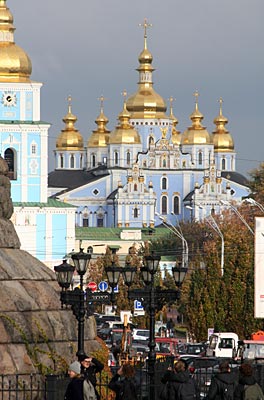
9, 0, 263, 177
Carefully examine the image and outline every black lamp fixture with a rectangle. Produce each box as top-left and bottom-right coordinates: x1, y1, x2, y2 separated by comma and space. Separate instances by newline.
54, 259, 75, 291
54, 248, 92, 359
172, 263, 188, 287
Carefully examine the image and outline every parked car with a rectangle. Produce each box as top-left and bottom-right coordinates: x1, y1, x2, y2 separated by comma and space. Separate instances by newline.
132, 329, 149, 341
178, 343, 206, 357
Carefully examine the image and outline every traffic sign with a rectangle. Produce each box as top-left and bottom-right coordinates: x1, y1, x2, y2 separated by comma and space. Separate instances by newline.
87, 281, 97, 292
134, 300, 144, 310
98, 281, 108, 292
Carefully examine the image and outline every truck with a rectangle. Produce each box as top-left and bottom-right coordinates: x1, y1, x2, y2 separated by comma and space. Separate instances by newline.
206, 330, 264, 361
206, 332, 239, 358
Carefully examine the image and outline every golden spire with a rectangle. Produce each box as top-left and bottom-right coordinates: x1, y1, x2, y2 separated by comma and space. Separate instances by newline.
87, 94, 110, 147
168, 96, 181, 144
126, 18, 167, 119
109, 92, 141, 145
190, 90, 204, 128
0, 0, 32, 82
212, 97, 234, 152
56, 95, 84, 150
181, 91, 211, 145
139, 18, 152, 50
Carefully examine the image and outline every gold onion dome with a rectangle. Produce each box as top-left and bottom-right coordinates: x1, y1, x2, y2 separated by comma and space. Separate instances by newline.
181, 92, 211, 145
126, 19, 167, 119
87, 96, 110, 148
212, 98, 234, 152
0, 0, 32, 82
56, 96, 84, 150
109, 99, 141, 145
169, 97, 181, 145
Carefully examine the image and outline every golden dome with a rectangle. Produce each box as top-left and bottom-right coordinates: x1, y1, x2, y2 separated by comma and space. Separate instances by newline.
56, 96, 84, 151
169, 96, 181, 145
87, 96, 110, 148
212, 98, 234, 152
181, 92, 211, 145
0, 0, 32, 82
109, 101, 141, 145
126, 20, 167, 119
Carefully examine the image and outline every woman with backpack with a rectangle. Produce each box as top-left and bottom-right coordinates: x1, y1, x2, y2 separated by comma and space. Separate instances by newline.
234, 363, 264, 400
207, 361, 238, 400
108, 363, 138, 400
161, 359, 200, 400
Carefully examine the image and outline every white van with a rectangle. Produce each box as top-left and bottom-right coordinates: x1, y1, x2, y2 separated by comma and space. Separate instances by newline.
206, 332, 239, 358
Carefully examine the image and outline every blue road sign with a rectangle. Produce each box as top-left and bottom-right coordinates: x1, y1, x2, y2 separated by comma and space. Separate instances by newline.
98, 281, 108, 292
113, 284, 119, 293
134, 300, 144, 310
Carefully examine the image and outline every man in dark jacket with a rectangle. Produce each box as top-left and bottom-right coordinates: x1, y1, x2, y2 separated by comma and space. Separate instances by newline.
79, 354, 104, 399
207, 360, 238, 400
234, 363, 264, 400
161, 360, 200, 400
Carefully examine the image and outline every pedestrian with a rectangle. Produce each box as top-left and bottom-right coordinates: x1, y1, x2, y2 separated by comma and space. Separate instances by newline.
78, 353, 104, 400
108, 363, 138, 400
64, 361, 83, 400
161, 359, 200, 400
234, 363, 264, 400
207, 360, 238, 400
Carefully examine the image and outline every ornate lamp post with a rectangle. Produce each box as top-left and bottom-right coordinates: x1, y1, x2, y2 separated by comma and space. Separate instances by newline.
123, 253, 187, 400
54, 248, 91, 359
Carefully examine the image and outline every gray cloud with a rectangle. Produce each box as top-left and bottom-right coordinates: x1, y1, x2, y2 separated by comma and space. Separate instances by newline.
10, 0, 263, 176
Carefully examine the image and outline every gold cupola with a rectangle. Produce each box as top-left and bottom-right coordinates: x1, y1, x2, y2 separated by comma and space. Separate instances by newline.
126, 19, 167, 119
56, 96, 84, 150
0, 0, 32, 82
181, 91, 211, 145
109, 96, 141, 145
169, 96, 181, 145
212, 98, 234, 152
87, 96, 110, 148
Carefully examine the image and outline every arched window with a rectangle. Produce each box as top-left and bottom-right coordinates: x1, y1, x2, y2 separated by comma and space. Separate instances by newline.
134, 184, 138, 191
70, 154, 74, 168
114, 151, 119, 165
60, 155, 64, 169
163, 158, 167, 167
134, 208, 138, 218
4, 148, 16, 180
173, 196, 180, 215
97, 216, 104, 227
161, 196, 167, 214
92, 154, 96, 168
222, 158, 226, 170
161, 177, 167, 190
80, 155, 83, 169
127, 152, 131, 165
198, 151, 203, 165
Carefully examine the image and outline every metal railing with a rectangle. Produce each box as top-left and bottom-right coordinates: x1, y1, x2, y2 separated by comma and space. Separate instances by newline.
2, 360, 264, 400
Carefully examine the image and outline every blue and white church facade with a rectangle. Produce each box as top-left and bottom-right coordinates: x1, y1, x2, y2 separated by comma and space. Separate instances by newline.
0, 0, 75, 266
48, 21, 250, 230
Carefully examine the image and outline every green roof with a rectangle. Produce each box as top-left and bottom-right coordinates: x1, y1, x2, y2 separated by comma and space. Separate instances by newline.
13, 198, 76, 208
76, 227, 171, 241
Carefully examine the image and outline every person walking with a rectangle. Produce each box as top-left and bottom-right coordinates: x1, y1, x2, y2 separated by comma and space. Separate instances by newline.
207, 360, 238, 400
79, 354, 104, 400
161, 359, 200, 400
108, 363, 138, 400
64, 361, 83, 400
234, 363, 264, 400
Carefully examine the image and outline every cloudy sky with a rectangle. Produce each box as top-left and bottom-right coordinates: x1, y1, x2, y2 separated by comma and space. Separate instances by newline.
10, 0, 263, 177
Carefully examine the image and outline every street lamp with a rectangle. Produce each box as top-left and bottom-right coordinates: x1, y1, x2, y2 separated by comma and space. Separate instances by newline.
155, 212, 189, 268
123, 253, 187, 400
243, 198, 264, 213
221, 200, 254, 235
54, 248, 91, 359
